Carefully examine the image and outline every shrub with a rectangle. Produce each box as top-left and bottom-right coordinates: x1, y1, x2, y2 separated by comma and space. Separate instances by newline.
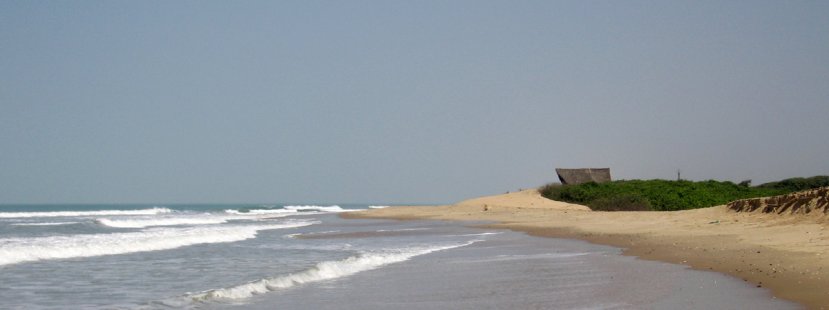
588, 194, 652, 211
757, 176, 829, 192
539, 179, 791, 211
538, 183, 563, 200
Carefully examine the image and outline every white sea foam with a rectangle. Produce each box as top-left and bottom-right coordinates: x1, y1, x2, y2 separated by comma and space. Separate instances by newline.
0, 221, 317, 266
283, 230, 342, 239
94, 216, 231, 228
368, 205, 389, 209
224, 205, 354, 216
0, 207, 172, 218
181, 241, 479, 303
283, 205, 351, 212
224, 209, 297, 216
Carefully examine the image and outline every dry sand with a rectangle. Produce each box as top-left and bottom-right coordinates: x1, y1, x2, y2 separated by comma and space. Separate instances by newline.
343, 189, 829, 309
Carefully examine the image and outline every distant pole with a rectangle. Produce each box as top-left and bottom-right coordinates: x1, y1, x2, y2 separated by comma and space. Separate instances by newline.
677, 169, 681, 181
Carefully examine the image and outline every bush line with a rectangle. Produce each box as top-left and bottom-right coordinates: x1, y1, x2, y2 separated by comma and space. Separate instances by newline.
539, 176, 829, 211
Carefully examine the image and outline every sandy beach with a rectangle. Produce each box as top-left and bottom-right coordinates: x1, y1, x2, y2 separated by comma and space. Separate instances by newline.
344, 189, 829, 309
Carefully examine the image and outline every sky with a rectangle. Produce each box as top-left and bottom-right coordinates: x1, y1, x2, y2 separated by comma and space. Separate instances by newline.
1, 1, 828, 204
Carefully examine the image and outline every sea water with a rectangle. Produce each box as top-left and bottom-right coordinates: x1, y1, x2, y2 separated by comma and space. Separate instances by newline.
0, 204, 800, 309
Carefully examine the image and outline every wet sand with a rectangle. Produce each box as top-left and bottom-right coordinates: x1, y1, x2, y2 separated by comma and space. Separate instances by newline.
343, 189, 829, 309
240, 220, 798, 310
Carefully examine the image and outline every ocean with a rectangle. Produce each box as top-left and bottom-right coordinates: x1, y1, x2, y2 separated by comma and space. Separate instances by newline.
0, 204, 800, 309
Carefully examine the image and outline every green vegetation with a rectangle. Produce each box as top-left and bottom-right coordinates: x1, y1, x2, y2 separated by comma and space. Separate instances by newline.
539, 179, 794, 211
757, 176, 829, 192
588, 193, 652, 211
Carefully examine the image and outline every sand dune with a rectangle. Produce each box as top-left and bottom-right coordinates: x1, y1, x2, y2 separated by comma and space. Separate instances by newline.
454, 189, 591, 211
344, 189, 829, 309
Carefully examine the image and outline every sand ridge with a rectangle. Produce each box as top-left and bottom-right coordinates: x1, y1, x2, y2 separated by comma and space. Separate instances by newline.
729, 187, 829, 215
454, 189, 591, 211
343, 189, 829, 309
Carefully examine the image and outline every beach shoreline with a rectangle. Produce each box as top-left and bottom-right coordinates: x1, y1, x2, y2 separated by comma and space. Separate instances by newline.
342, 190, 829, 309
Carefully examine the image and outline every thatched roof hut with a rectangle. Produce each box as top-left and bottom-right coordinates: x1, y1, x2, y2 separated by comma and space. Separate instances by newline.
555, 168, 612, 185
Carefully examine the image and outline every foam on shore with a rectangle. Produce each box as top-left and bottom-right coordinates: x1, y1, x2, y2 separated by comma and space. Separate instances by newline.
0, 221, 316, 266
176, 241, 479, 304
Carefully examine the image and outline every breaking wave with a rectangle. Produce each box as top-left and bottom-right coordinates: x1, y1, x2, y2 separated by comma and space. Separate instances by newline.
94, 217, 230, 228
0, 207, 172, 218
224, 209, 296, 216
224, 205, 354, 216
0, 221, 317, 266
283, 205, 350, 212
174, 241, 479, 304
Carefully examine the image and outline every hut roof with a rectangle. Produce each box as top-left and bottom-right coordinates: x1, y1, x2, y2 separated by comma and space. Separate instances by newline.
555, 168, 611, 185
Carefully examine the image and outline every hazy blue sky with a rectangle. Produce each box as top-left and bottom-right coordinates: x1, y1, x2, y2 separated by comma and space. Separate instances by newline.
2, 1, 828, 204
